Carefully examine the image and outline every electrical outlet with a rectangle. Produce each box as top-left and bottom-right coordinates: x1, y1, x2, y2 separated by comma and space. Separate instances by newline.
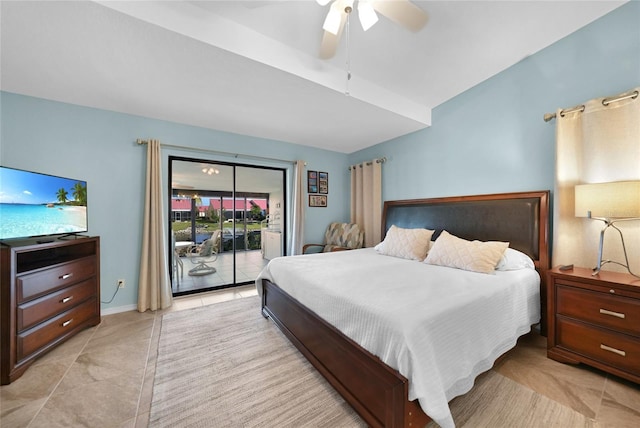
117, 279, 125, 288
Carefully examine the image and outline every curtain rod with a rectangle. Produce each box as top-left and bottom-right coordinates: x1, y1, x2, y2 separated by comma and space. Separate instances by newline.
348, 157, 387, 171
543, 89, 639, 122
136, 139, 301, 165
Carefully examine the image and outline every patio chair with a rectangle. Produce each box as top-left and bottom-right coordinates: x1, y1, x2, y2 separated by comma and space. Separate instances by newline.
185, 230, 221, 276
302, 222, 364, 254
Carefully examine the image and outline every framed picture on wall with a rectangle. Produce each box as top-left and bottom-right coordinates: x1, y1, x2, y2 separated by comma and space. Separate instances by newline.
307, 170, 318, 193
309, 195, 327, 207
318, 172, 328, 194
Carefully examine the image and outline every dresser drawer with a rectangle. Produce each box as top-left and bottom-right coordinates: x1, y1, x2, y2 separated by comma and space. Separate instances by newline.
556, 284, 640, 337
17, 297, 98, 360
16, 256, 97, 303
556, 317, 640, 377
17, 279, 96, 332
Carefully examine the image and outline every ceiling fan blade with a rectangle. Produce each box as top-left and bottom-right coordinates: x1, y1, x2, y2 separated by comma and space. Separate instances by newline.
370, 0, 428, 32
320, 30, 340, 59
319, 11, 347, 59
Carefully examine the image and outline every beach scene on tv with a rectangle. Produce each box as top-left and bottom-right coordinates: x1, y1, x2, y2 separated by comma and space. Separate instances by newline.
0, 168, 87, 240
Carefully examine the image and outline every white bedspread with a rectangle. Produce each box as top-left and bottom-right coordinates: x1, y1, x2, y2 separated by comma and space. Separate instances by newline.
255, 248, 540, 428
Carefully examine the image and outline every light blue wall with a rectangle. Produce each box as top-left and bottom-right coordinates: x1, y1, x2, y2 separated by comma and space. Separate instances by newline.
0, 94, 350, 311
350, 1, 640, 202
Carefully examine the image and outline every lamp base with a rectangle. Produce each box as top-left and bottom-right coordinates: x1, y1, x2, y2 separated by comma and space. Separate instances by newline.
592, 219, 639, 278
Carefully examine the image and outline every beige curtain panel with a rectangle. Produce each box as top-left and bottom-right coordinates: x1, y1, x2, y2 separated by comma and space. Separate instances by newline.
350, 159, 382, 247
138, 139, 173, 312
289, 160, 306, 255
553, 87, 640, 274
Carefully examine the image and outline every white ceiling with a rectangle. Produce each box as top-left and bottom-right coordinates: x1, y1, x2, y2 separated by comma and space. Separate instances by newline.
172, 159, 285, 193
0, 1, 627, 154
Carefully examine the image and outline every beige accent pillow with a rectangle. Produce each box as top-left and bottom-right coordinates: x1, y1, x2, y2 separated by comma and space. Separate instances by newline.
375, 225, 434, 261
424, 230, 509, 274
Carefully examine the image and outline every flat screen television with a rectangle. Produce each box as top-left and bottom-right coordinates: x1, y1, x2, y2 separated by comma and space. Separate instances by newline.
0, 166, 88, 241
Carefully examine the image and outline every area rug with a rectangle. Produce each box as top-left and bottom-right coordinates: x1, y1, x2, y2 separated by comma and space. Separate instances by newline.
149, 296, 592, 427
149, 296, 363, 427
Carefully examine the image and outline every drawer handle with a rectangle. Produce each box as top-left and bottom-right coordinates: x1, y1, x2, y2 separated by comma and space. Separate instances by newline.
600, 344, 626, 357
61, 296, 74, 303
62, 319, 73, 327
600, 308, 625, 319
59, 273, 74, 280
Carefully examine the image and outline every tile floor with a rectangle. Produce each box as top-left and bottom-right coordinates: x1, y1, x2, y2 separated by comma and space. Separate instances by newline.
1, 286, 640, 427
0, 285, 258, 428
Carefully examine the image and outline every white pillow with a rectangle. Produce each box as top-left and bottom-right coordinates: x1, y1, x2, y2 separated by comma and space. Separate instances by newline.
424, 230, 509, 274
375, 225, 434, 261
496, 248, 535, 271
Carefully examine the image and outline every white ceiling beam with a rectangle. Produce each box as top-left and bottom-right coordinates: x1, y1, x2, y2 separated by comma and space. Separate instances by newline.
95, 0, 431, 126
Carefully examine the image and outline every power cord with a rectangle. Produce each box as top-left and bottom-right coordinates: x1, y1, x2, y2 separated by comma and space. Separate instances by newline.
100, 281, 121, 304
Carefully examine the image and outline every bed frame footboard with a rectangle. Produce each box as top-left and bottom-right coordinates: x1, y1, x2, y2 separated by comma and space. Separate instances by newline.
261, 278, 431, 428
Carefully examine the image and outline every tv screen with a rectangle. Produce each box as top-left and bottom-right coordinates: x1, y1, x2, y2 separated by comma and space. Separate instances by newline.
0, 166, 88, 241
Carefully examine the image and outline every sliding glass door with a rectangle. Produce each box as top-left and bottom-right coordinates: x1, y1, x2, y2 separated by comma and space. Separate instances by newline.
169, 157, 285, 296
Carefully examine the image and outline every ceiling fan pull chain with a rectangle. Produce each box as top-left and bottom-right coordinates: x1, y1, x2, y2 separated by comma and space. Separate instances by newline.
345, 5, 352, 96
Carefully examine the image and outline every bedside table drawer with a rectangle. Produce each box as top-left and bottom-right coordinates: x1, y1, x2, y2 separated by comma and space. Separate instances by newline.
556, 284, 640, 337
556, 317, 640, 377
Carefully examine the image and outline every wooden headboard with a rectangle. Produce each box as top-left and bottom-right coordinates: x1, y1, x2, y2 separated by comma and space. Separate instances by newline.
381, 190, 550, 271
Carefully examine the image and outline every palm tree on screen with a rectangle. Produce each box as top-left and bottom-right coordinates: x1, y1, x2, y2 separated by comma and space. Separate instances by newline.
56, 188, 68, 205
72, 182, 87, 205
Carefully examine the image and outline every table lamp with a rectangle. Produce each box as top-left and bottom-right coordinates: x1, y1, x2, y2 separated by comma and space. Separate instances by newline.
574, 181, 640, 277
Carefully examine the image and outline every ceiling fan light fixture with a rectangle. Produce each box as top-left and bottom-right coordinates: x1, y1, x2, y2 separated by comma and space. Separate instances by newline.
317, 0, 429, 60
202, 167, 219, 175
358, 1, 378, 31
323, 2, 343, 35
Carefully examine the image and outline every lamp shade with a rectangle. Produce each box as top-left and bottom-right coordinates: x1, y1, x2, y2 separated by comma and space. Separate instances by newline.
575, 181, 640, 218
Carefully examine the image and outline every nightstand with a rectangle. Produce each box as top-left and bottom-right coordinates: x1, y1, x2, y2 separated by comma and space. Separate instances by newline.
547, 266, 640, 384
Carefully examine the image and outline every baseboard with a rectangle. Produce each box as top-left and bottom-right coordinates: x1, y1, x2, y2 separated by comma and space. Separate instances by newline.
101, 304, 137, 316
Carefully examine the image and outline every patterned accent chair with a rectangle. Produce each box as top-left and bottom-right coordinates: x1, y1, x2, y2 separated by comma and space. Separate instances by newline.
303, 222, 365, 254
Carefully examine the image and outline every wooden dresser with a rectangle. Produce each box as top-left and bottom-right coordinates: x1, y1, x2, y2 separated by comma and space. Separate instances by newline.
547, 266, 640, 383
1, 237, 101, 384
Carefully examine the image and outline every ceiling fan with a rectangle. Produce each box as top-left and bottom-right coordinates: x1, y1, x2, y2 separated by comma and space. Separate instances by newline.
317, 0, 429, 59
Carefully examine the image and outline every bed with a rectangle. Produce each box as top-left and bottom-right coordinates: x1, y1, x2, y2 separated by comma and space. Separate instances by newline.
256, 191, 550, 428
